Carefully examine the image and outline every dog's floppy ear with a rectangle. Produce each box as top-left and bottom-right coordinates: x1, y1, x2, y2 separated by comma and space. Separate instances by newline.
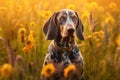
75, 12, 84, 40
43, 12, 58, 40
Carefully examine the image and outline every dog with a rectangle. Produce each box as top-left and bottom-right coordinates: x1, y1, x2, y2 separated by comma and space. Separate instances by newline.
42, 9, 84, 80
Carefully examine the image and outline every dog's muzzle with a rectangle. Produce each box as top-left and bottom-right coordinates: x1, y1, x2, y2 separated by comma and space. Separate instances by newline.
68, 28, 75, 34
66, 24, 75, 35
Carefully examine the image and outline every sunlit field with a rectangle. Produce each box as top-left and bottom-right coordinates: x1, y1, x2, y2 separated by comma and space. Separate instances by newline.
0, 0, 120, 80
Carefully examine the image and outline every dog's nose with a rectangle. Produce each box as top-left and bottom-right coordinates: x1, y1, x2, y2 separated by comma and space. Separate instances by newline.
68, 28, 75, 33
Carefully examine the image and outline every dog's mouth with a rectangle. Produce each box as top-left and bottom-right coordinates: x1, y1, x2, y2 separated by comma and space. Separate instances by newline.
59, 36, 74, 48
68, 31, 75, 37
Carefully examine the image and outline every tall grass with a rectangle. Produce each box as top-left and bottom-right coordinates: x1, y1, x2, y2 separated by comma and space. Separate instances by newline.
0, 0, 120, 80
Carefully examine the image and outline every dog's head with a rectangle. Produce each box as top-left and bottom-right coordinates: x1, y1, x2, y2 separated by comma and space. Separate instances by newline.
43, 9, 84, 40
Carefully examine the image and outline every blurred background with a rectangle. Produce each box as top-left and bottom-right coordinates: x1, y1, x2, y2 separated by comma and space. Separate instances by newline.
0, 0, 120, 80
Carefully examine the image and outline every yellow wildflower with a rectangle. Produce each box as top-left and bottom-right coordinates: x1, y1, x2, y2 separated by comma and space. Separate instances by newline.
15, 4, 22, 12
99, 31, 104, 35
66, 4, 76, 10
81, 10, 89, 20
105, 16, 115, 25
18, 27, 26, 34
40, 10, 52, 18
28, 33, 35, 46
22, 40, 34, 53
44, 10, 52, 18
29, 31, 35, 37
64, 64, 76, 78
29, 39, 35, 46
0, 7, 7, 11
86, 35, 92, 40
29, 21, 36, 28
115, 34, 120, 46
28, 34, 33, 40
26, 40, 33, 49
17, 24, 24, 28
22, 46, 30, 53
89, 2, 98, 11
0, 63, 12, 77
41, 63, 55, 77
96, 42, 102, 47
28, 31, 35, 42
93, 31, 104, 39
94, 31, 104, 36
109, 2, 117, 9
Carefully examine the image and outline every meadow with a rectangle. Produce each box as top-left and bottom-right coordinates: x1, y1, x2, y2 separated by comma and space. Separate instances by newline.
0, 0, 120, 80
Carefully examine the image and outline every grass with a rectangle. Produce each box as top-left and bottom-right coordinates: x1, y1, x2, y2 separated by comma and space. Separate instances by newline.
0, 0, 120, 80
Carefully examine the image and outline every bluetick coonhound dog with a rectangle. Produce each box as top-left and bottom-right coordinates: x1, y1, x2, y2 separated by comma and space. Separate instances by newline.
42, 9, 84, 80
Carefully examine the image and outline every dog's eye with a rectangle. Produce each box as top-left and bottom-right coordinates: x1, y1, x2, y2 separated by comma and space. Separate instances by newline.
60, 16, 66, 21
72, 16, 77, 21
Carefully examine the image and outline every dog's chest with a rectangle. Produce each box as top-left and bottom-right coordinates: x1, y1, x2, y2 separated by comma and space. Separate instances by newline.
49, 46, 80, 66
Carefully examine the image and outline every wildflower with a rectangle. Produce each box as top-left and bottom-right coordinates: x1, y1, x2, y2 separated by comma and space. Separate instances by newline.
66, 4, 76, 10
105, 16, 115, 25
17, 24, 24, 28
22, 36, 35, 53
22, 46, 30, 53
40, 10, 52, 18
89, 2, 98, 11
86, 35, 92, 40
96, 38, 100, 42
28, 33, 35, 46
93, 36, 98, 41
92, 31, 104, 40
95, 31, 102, 35
29, 21, 36, 28
96, 42, 102, 47
0, 63, 12, 77
26, 40, 33, 49
81, 10, 89, 20
93, 31, 104, 37
41, 63, 55, 78
18, 27, 26, 34
99, 31, 104, 35
15, 4, 22, 12
29, 31, 35, 37
22, 31, 36, 53
0, 7, 7, 11
18, 27, 26, 43
115, 34, 120, 46
64, 64, 76, 78
109, 2, 117, 9
28, 31, 35, 41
